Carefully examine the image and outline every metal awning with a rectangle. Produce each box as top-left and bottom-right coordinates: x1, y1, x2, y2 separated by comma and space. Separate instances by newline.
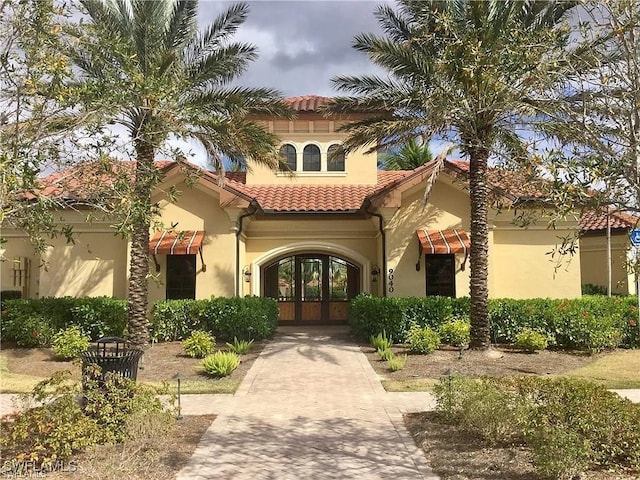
417, 229, 470, 255
148, 230, 204, 255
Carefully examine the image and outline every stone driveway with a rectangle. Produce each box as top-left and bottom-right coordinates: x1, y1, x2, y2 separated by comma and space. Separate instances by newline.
176, 327, 439, 479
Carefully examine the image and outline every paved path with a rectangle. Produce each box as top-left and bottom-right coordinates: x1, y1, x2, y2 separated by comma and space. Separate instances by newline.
175, 327, 438, 480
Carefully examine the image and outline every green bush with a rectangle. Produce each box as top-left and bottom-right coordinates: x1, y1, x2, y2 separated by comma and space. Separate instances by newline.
433, 375, 640, 478
151, 299, 207, 342
226, 337, 254, 355
1, 297, 126, 345
349, 295, 639, 351
52, 326, 90, 360
387, 354, 407, 371
406, 324, 440, 354
182, 330, 215, 358
349, 295, 406, 342
515, 328, 548, 353
0, 367, 171, 467
202, 351, 240, 378
201, 296, 278, 342
438, 318, 470, 347
1, 290, 21, 306
377, 347, 394, 361
370, 331, 393, 351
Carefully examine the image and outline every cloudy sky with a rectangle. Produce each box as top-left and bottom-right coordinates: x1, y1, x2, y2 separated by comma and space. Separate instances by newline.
197, 1, 388, 97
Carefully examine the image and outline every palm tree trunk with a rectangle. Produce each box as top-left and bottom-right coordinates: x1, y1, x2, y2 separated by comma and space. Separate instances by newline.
127, 138, 154, 348
469, 146, 491, 350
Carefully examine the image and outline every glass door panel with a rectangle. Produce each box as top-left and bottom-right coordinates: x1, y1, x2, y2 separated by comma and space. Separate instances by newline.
299, 257, 323, 321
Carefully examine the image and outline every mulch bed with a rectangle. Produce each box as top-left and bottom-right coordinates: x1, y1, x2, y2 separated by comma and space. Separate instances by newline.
405, 412, 640, 480
2, 340, 266, 384
364, 344, 598, 381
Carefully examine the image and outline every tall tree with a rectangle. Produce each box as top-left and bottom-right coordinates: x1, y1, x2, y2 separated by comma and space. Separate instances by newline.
378, 137, 432, 170
64, 1, 291, 346
329, 0, 576, 349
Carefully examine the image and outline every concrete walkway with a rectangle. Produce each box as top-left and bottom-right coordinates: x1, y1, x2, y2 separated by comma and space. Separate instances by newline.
175, 327, 439, 480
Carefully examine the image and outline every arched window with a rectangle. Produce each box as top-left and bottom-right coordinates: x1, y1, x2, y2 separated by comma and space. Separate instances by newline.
327, 144, 345, 172
303, 144, 321, 171
279, 144, 297, 171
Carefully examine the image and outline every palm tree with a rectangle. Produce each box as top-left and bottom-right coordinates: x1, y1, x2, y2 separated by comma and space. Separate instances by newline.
329, 0, 576, 349
65, 1, 291, 347
378, 137, 432, 170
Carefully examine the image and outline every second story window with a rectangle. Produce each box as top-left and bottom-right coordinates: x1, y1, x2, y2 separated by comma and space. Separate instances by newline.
327, 144, 345, 172
279, 144, 297, 171
303, 145, 321, 171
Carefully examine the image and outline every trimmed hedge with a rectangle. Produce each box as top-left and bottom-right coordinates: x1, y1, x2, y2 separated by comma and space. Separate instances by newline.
1, 297, 127, 346
151, 296, 278, 342
348, 294, 640, 351
2, 295, 278, 346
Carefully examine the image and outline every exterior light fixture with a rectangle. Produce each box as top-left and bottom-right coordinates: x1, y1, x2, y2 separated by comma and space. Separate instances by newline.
243, 266, 252, 283
173, 372, 183, 420
371, 265, 380, 283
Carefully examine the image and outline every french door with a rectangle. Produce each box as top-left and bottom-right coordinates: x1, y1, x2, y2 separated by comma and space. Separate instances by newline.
264, 254, 359, 324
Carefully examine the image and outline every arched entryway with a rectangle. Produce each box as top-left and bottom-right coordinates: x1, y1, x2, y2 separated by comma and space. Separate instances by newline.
263, 254, 360, 324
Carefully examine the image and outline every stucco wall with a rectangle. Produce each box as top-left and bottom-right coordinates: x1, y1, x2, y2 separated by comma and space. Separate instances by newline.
384, 179, 471, 298
1, 235, 41, 297
39, 232, 128, 298
241, 217, 380, 297
489, 223, 582, 299
579, 233, 632, 295
245, 131, 377, 185
149, 183, 236, 303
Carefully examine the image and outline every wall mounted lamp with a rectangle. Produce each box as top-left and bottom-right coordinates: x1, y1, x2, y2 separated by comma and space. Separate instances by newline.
243, 266, 252, 283
371, 265, 380, 283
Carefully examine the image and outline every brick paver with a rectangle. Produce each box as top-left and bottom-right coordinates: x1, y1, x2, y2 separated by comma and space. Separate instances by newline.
176, 327, 438, 479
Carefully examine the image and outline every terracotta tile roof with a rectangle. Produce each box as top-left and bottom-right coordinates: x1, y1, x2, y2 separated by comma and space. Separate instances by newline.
446, 160, 551, 202
284, 95, 331, 112
580, 209, 638, 231
31, 160, 173, 201
210, 169, 408, 213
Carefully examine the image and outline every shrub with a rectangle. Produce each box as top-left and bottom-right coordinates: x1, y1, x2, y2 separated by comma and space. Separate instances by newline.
52, 326, 90, 360
82, 365, 170, 444
377, 347, 394, 361
226, 337, 254, 355
387, 354, 407, 371
406, 324, 440, 354
0, 367, 171, 467
434, 375, 640, 477
515, 328, 548, 353
182, 330, 215, 358
202, 296, 278, 342
439, 318, 470, 347
370, 331, 393, 351
434, 376, 531, 445
349, 295, 405, 342
151, 299, 207, 342
1, 297, 126, 345
202, 351, 240, 378
2, 314, 54, 347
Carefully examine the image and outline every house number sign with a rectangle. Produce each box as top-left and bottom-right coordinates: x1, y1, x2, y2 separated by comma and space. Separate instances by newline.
388, 268, 394, 293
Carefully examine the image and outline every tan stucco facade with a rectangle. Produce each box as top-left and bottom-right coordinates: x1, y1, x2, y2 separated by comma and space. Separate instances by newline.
1, 108, 585, 311
579, 233, 635, 295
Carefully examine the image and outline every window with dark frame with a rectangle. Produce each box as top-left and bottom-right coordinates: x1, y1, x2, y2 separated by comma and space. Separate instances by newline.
302, 144, 321, 171
425, 254, 455, 297
279, 144, 297, 171
327, 144, 345, 171
166, 254, 196, 299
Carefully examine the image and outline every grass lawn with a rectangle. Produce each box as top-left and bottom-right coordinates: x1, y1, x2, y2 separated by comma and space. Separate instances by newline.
366, 345, 640, 391
564, 349, 640, 388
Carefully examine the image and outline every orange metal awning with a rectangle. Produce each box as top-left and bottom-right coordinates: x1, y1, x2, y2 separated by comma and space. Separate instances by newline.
149, 230, 204, 255
417, 229, 470, 255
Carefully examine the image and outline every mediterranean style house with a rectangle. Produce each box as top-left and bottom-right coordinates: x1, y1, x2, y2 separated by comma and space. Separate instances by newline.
2, 96, 587, 324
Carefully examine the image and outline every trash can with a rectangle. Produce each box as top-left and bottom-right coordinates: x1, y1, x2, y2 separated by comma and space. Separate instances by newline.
81, 336, 143, 383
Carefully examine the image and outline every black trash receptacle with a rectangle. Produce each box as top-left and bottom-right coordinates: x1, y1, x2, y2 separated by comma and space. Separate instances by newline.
81, 337, 143, 383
